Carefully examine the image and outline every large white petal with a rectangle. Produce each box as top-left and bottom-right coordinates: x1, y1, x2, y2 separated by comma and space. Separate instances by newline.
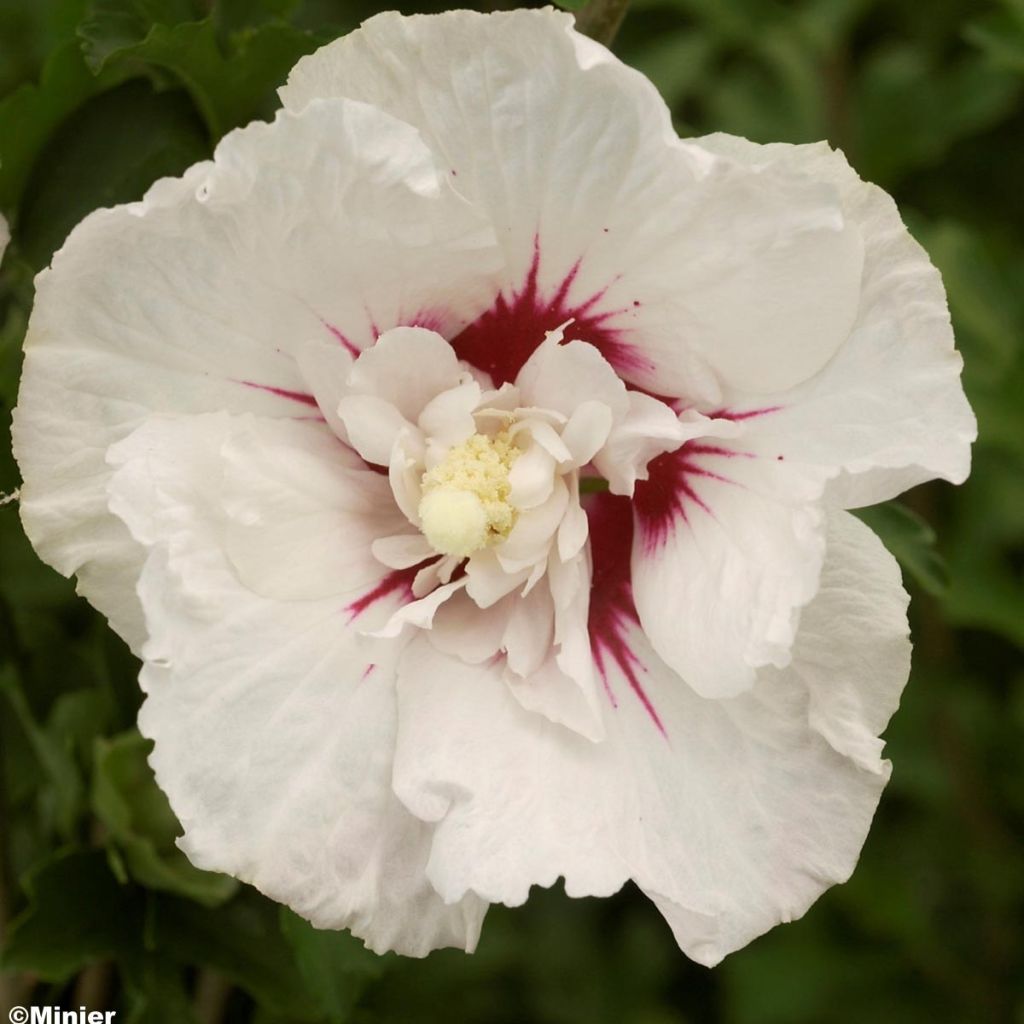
393, 505, 908, 965
281, 11, 860, 401
218, 419, 406, 601
13, 96, 499, 650
345, 327, 467, 423
427, 553, 604, 741
630, 434, 828, 698
394, 635, 627, 905
645, 510, 909, 961
108, 412, 486, 956
697, 134, 975, 506
294, 338, 356, 443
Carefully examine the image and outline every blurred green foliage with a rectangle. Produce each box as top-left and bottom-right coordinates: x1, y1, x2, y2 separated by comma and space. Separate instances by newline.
0, 0, 1022, 1021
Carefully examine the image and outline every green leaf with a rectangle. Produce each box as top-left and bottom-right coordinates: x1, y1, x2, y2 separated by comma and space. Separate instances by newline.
701, 29, 827, 144
92, 730, 238, 907
943, 450, 1024, 648
0, 37, 133, 215
0, 667, 85, 839
17, 77, 209, 269
916, 220, 1024, 380
852, 45, 1021, 186
48, 689, 113, 761
967, 10, 1024, 75
79, 4, 319, 138
0, 503, 77, 610
121, 955, 201, 1024
153, 891, 323, 1019
855, 501, 949, 597
553, 0, 590, 11
280, 908, 387, 1021
78, 0, 206, 71
0, 0, 91, 101
626, 33, 717, 111
214, 0, 299, 34
1, 848, 143, 981
914, 220, 1024, 459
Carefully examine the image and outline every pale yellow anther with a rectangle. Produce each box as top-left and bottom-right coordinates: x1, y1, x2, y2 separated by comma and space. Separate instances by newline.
418, 431, 519, 558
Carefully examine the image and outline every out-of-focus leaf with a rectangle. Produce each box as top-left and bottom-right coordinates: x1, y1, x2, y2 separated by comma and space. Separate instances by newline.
702, 36, 826, 144
79, 3, 319, 137
153, 891, 322, 1019
0, 507, 78, 614
721, 915, 935, 1024
918, 220, 1024, 379
967, 10, 1024, 75
915, 220, 1024, 458
944, 452, 1024, 648
626, 32, 717, 112
49, 688, 112, 766
553, 0, 589, 11
214, 0, 299, 33
78, 0, 205, 70
17, 77, 208, 269
0, 666, 84, 838
78, 0, 299, 56
0, 848, 143, 980
0, 38, 133, 214
855, 502, 949, 597
852, 46, 1021, 186
92, 730, 238, 907
0, 251, 34, 419
796, 0, 874, 52
121, 955, 201, 1024
0, 0, 90, 95
280, 908, 387, 1021
920, 224, 1024, 650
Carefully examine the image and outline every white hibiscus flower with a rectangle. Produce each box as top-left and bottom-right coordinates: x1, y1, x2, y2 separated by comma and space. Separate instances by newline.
12, 9, 974, 964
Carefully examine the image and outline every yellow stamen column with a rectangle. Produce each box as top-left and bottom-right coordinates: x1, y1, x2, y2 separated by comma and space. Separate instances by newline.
418, 431, 519, 558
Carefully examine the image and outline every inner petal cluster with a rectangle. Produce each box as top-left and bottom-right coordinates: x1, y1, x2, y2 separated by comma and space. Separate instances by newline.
309, 324, 695, 687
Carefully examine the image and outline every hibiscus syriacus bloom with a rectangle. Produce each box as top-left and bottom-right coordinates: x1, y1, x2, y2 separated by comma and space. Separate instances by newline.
13, 9, 974, 964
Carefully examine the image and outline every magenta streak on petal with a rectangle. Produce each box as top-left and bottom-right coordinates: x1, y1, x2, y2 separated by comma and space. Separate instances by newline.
367, 311, 383, 343
322, 320, 361, 359
403, 309, 447, 335
450, 237, 653, 386
345, 564, 423, 623
633, 443, 743, 553
238, 381, 319, 408
686, 443, 754, 459
361, 664, 377, 681
587, 493, 666, 736
711, 405, 782, 422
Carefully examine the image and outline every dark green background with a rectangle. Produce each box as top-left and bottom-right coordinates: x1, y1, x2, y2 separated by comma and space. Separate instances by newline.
1, 0, 1022, 1021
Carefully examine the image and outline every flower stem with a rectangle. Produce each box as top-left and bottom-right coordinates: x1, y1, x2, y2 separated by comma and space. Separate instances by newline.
72, 962, 113, 1014
194, 969, 233, 1024
575, 0, 631, 49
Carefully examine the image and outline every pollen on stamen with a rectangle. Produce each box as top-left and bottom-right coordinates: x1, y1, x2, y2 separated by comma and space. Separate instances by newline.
418, 431, 519, 558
